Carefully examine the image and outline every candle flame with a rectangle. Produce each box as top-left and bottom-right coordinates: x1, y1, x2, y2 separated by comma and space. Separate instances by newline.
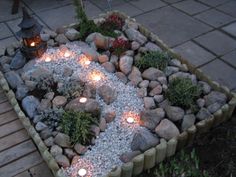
45, 56, 51, 62
30, 42, 36, 47
79, 97, 87, 103
126, 117, 135, 124
89, 70, 104, 82
64, 51, 71, 58
79, 54, 91, 66
78, 168, 87, 176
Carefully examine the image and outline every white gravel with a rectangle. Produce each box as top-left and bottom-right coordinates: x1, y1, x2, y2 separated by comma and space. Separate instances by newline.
36, 43, 144, 177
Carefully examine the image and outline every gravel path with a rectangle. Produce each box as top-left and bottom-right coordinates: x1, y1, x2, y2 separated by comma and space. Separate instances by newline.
36, 43, 144, 177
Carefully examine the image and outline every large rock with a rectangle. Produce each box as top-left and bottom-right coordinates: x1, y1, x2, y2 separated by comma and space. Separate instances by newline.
16, 85, 29, 100
144, 42, 162, 52
103, 106, 116, 123
155, 119, 180, 140
37, 99, 52, 112
52, 96, 67, 107
5, 71, 23, 89
55, 154, 70, 167
142, 67, 164, 81
74, 143, 88, 155
165, 106, 185, 122
149, 85, 162, 96
196, 108, 212, 120
128, 66, 142, 86
125, 28, 147, 45
198, 81, 211, 94
74, 41, 99, 61
144, 97, 156, 109
102, 62, 115, 73
164, 66, 179, 76
54, 133, 71, 148
120, 151, 141, 163
119, 55, 133, 75
140, 108, 165, 130
50, 145, 63, 157
55, 34, 69, 44
181, 114, 196, 131
207, 102, 221, 113
22, 96, 40, 118
35, 122, 48, 132
65, 28, 80, 41
115, 72, 127, 84
10, 51, 26, 70
85, 32, 110, 50
97, 85, 117, 105
131, 128, 159, 152
204, 91, 227, 107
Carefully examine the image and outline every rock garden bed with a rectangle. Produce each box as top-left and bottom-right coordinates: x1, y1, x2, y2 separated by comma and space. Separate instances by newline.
0, 9, 236, 177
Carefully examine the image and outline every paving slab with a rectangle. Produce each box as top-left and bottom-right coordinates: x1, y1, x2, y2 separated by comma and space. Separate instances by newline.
217, 1, 236, 17
0, 36, 18, 48
198, 0, 231, 7
89, 0, 127, 10
221, 50, 236, 68
105, 2, 143, 17
200, 59, 236, 90
194, 9, 235, 28
84, 0, 104, 18
0, 23, 13, 39
173, 0, 209, 15
173, 41, 215, 67
162, 0, 183, 4
129, 0, 167, 12
136, 6, 212, 47
0, 0, 32, 22
222, 22, 236, 37
194, 30, 236, 56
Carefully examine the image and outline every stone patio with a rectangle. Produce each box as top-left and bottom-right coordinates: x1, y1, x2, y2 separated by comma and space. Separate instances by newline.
0, 0, 236, 176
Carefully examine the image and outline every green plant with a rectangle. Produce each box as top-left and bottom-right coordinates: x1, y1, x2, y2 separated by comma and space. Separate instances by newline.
135, 51, 171, 71
153, 150, 209, 177
60, 111, 97, 145
57, 79, 84, 99
166, 78, 201, 109
111, 38, 130, 56
33, 73, 56, 92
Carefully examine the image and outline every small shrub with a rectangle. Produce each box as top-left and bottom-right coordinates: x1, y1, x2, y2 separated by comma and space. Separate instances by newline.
166, 78, 201, 109
100, 14, 124, 31
60, 111, 97, 145
111, 38, 130, 56
57, 79, 84, 99
135, 51, 171, 71
33, 73, 56, 92
153, 150, 209, 177
39, 108, 65, 130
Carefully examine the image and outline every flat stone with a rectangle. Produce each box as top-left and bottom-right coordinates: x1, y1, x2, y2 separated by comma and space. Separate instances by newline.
165, 106, 185, 122
136, 6, 211, 47
5, 71, 23, 89
181, 114, 196, 131
173, 41, 215, 67
22, 96, 40, 118
144, 97, 156, 109
194, 30, 236, 56
142, 67, 165, 81
196, 108, 212, 120
173, 0, 209, 15
201, 59, 236, 90
55, 154, 70, 168
155, 119, 180, 140
54, 133, 71, 148
216, 1, 236, 17
221, 50, 236, 68
195, 9, 234, 28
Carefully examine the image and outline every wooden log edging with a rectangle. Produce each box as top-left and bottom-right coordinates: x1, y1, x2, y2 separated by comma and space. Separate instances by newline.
0, 11, 236, 177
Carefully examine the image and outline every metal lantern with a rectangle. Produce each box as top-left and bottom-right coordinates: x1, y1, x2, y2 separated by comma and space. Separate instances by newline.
17, 7, 47, 59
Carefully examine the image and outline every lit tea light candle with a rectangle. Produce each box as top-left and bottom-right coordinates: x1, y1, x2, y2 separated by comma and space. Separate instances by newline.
79, 97, 87, 103
126, 117, 135, 124
45, 56, 51, 62
92, 74, 101, 81
78, 168, 87, 177
30, 42, 36, 47
79, 55, 91, 66
64, 51, 71, 58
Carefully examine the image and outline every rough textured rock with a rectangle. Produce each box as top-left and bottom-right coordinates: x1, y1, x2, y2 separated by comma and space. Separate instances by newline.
181, 114, 196, 131
74, 143, 88, 155
204, 91, 227, 107
149, 85, 162, 96
50, 145, 63, 157
16, 85, 29, 100
103, 106, 116, 123
140, 108, 165, 130
44, 137, 54, 147
139, 80, 149, 88
125, 28, 147, 45
144, 97, 156, 109
65, 28, 80, 41
54, 133, 71, 148
85, 32, 110, 50
64, 148, 76, 160
115, 72, 127, 84
164, 66, 179, 76
119, 55, 133, 75
145, 42, 162, 52
120, 151, 141, 163
98, 54, 109, 63
142, 67, 164, 81
207, 102, 221, 114
22, 96, 40, 118
102, 62, 115, 73
10, 51, 26, 70
128, 66, 142, 86
131, 128, 159, 152
154, 95, 164, 103
35, 122, 48, 132
5, 71, 23, 89
52, 96, 67, 107
137, 88, 147, 98
198, 81, 211, 94
196, 108, 212, 120
131, 41, 140, 51
40, 128, 52, 140
165, 106, 185, 122
55, 34, 69, 44
155, 119, 180, 140
97, 85, 117, 105
148, 81, 159, 89
55, 154, 70, 167
99, 117, 107, 131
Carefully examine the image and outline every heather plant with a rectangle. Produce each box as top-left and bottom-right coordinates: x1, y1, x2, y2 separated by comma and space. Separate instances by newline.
111, 38, 130, 56
166, 78, 201, 109
60, 111, 98, 145
135, 51, 171, 71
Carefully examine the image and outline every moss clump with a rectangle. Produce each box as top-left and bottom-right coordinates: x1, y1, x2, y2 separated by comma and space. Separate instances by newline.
135, 51, 171, 71
60, 111, 97, 145
166, 78, 201, 109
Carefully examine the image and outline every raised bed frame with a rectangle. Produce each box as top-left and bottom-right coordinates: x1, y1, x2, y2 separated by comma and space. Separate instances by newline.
0, 11, 235, 177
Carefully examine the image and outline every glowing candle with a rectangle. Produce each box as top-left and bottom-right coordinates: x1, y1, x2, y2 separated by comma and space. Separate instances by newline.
126, 117, 135, 124
45, 56, 51, 62
64, 51, 71, 58
30, 42, 36, 47
79, 97, 87, 103
78, 168, 87, 177
92, 74, 101, 81
79, 55, 91, 66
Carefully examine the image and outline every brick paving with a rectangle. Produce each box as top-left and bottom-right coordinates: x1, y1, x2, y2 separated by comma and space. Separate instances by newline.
0, 0, 236, 176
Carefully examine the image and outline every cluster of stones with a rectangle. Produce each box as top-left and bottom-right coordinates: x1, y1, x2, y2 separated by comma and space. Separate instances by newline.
0, 16, 228, 173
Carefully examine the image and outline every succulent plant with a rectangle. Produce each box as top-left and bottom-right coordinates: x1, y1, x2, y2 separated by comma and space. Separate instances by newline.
111, 38, 130, 56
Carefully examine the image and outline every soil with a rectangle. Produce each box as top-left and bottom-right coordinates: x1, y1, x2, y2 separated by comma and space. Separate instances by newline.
139, 110, 236, 177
